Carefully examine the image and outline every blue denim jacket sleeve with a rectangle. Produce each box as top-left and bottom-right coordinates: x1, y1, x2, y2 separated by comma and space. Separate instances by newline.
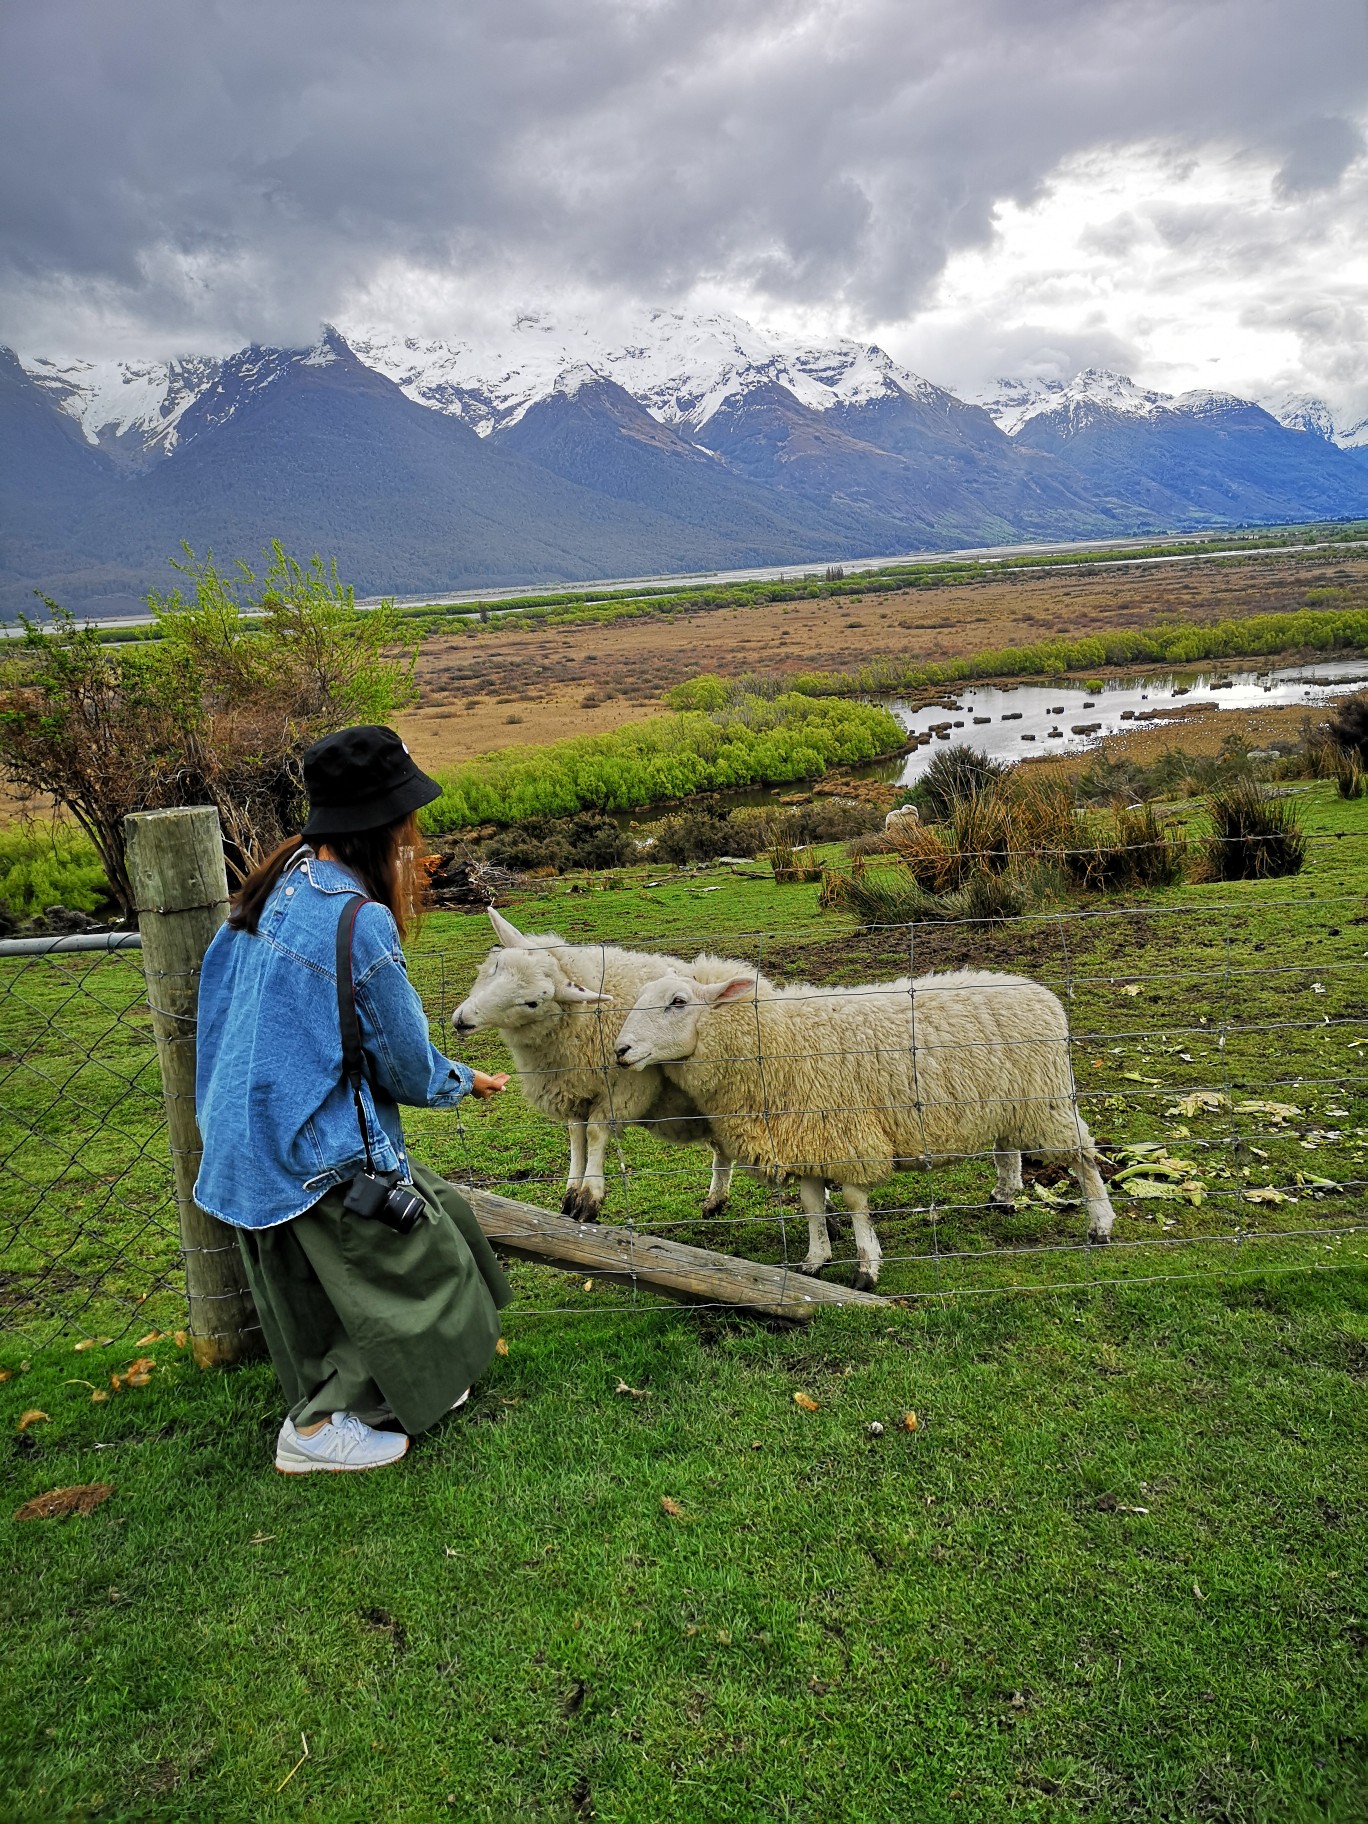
351, 901, 474, 1107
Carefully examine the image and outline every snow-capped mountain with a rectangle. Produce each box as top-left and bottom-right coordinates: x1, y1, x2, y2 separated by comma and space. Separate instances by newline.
20, 351, 227, 470
345, 308, 940, 437
981, 370, 1368, 453
5, 319, 1367, 619
1273, 392, 1339, 441
976, 368, 1225, 437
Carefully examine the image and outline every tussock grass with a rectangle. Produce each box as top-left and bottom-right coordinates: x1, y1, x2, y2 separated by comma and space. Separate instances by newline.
1203, 780, 1308, 881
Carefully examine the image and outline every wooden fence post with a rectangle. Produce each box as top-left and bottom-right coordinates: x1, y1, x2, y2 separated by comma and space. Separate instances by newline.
125, 807, 261, 1366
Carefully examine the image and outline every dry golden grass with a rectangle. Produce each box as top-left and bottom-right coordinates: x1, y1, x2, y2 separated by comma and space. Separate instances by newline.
404, 547, 1368, 766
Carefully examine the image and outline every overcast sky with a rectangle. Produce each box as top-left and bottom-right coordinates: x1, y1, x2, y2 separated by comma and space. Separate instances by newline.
3, 0, 1366, 417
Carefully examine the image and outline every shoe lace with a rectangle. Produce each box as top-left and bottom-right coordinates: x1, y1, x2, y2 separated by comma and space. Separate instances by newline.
331, 1413, 371, 1446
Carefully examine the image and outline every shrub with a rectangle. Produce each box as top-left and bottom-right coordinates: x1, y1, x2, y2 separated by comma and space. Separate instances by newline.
908, 745, 1008, 823
652, 812, 745, 865
424, 694, 905, 831
1074, 734, 1258, 806
0, 824, 114, 922
1203, 781, 1307, 881
821, 860, 1041, 924
1326, 690, 1368, 763
1331, 747, 1365, 799
483, 814, 632, 874
0, 546, 417, 907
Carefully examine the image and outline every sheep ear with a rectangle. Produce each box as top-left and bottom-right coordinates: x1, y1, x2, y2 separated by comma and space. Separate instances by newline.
556, 981, 613, 1006
487, 907, 532, 949
703, 976, 758, 1006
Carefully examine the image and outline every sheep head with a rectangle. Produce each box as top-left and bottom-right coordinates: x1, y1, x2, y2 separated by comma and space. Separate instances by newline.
453, 946, 611, 1035
614, 971, 757, 1068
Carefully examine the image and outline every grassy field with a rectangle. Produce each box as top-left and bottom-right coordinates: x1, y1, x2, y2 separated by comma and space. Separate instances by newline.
2, 782, 1367, 1820
398, 541, 1368, 769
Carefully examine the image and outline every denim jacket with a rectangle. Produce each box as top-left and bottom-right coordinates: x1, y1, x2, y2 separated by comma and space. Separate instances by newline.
193, 852, 474, 1229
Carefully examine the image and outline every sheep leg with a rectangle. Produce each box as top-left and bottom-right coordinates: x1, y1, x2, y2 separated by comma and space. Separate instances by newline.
797, 1175, 833, 1277
575, 1117, 611, 1222
1071, 1147, 1115, 1244
842, 1186, 883, 1292
1062, 1113, 1115, 1241
561, 1120, 588, 1217
991, 1148, 1023, 1208
701, 1147, 733, 1217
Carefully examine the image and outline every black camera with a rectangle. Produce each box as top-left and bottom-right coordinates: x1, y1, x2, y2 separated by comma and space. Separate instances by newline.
342, 1169, 428, 1235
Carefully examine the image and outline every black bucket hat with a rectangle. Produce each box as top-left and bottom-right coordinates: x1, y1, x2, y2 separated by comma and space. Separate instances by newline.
301, 725, 442, 836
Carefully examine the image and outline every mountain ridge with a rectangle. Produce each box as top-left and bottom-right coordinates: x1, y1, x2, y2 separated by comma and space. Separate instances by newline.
4, 316, 1367, 618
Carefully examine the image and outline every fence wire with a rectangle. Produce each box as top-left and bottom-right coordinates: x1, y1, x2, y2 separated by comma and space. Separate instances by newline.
2, 886, 1365, 1350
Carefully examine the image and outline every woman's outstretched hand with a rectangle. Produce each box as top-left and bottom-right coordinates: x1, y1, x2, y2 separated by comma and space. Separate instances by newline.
469, 1070, 510, 1099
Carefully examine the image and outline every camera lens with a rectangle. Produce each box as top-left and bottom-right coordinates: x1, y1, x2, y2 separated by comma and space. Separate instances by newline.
385, 1184, 428, 1234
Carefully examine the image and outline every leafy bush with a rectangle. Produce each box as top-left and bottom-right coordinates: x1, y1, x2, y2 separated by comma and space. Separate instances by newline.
639, 796, 884, 867
1202, 781, 1307, 881
0, 824, 113, 921
0, 546, 417, 906
423, 694, 905, 831
651, 812, 748, 865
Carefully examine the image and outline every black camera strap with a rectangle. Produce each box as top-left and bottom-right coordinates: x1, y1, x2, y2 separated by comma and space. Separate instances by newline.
335, 892, 376, 1175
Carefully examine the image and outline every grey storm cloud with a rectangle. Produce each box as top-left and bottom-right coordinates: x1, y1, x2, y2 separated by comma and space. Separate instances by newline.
1, 0, 1366, 355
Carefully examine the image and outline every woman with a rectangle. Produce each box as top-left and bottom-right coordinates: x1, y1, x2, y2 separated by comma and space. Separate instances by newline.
194, 724, 512, 1473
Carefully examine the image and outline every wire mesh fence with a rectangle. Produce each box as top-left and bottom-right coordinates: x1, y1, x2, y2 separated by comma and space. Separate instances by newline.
3, 881, 1366, 1351
0, 934, 184, 1348
409, 886, 1368, 1316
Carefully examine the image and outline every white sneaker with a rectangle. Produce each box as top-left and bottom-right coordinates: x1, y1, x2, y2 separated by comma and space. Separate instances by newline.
275, 1411, 410, 1474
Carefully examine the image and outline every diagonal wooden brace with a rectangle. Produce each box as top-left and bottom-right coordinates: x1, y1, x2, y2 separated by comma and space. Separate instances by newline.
464, 1188, 889, 1321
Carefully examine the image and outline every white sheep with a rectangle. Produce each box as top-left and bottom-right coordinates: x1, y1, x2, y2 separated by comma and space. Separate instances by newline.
451, 908, 758, 1220
613, 966, 1115, 1288
884, 804, 921, 833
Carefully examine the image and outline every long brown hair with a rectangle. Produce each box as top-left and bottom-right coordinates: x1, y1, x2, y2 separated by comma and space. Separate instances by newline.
229, 813, 429, 938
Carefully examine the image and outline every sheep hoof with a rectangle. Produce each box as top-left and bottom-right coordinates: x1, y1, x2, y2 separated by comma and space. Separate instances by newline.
578, 1203, 603, 1225
701, 1196, 729, 1218
561, 1190, 582, 1218
1088, 1228, 1112, 1246
797, 1259, 827, 1278
851, 1269, 879, 1293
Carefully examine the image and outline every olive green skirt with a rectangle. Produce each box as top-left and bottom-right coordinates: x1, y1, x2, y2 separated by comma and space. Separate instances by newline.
237, 1162, 512, 1436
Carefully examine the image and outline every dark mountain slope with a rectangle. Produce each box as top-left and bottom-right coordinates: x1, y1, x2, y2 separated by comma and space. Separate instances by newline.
496, 374, 885, 555
5, 340, 877, 614
831, 384, 1135, 540
0, 351, 125, 609
1015, 396, 1368, 525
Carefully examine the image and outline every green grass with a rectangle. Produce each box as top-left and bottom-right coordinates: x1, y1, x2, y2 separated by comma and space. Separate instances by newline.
2, 782, 1367, 1819
3, 1275, 1365, 1821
